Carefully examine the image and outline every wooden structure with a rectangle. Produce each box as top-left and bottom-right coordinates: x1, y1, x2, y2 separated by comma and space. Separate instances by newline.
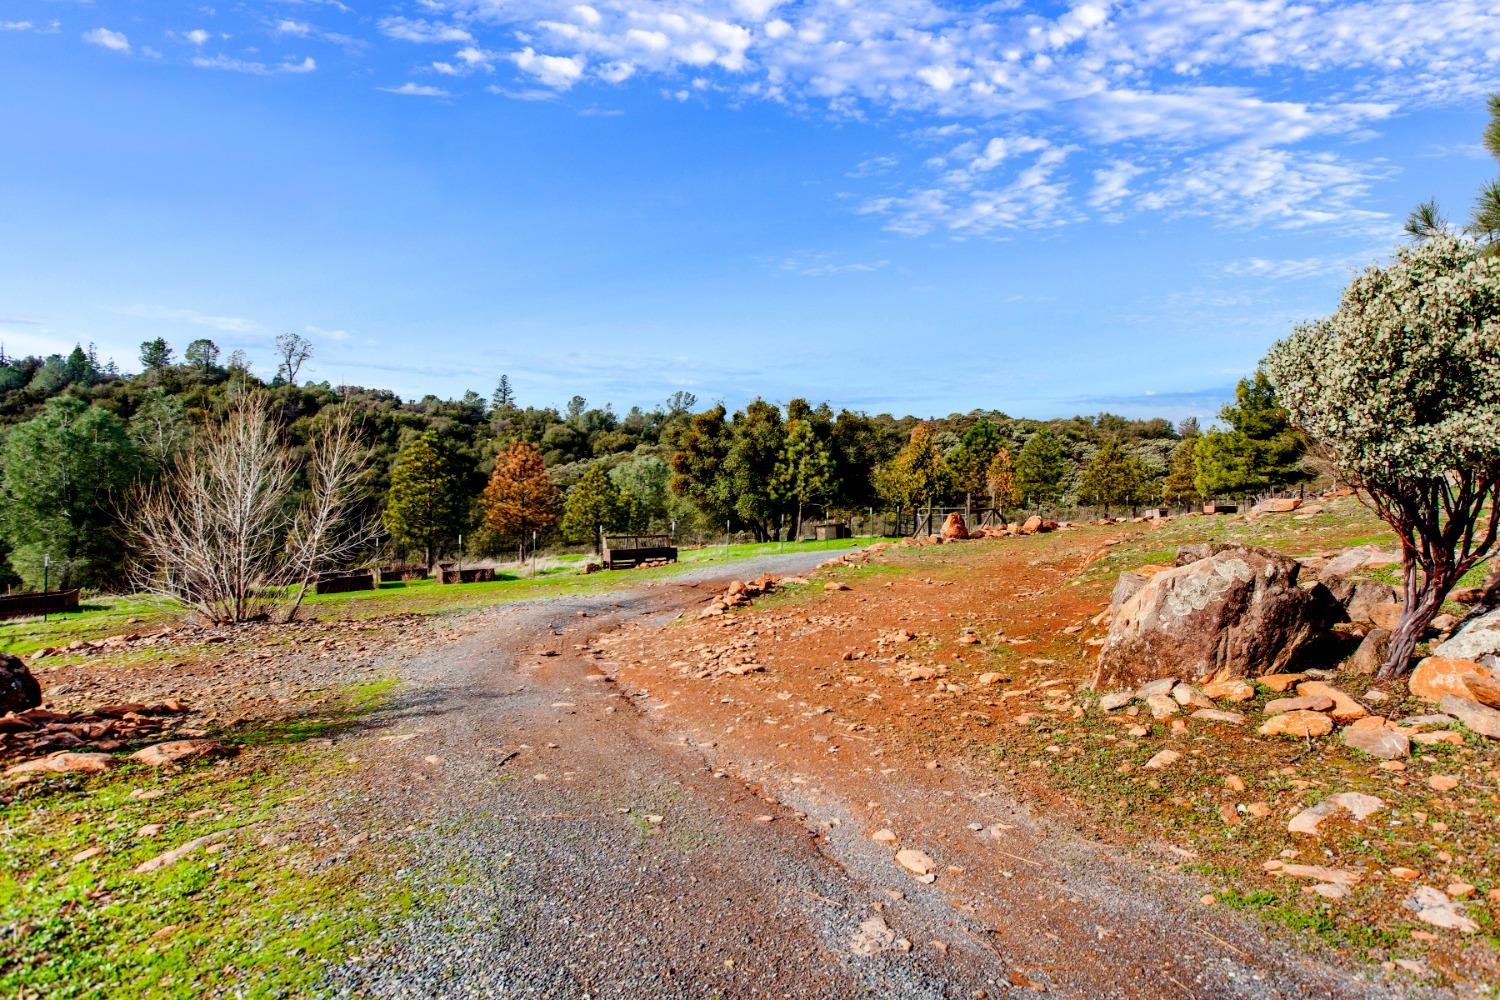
313, 569, 376, 595
375, 563, 428, 584
1144, 507, 1171, 519
436, 564, 495, 584
601, 534, 677, 570
0, 589, 80, 621
1203, 501, 1239, 515
812, 522, 851, 541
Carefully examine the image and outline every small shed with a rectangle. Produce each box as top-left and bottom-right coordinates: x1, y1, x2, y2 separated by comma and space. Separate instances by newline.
601, 534, 678, 570
1203, 501, 1239, 515
812, 522, 852, 541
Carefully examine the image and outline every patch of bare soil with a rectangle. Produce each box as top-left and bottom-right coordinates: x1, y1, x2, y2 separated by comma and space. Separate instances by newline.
592, 525, 1499, 995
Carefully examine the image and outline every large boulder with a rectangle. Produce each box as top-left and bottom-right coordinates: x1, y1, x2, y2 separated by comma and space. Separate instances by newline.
1094, 545, 1339, 688
0, 654, 41, 715
940, 512, 969, 540
1430, 607, 1500, 665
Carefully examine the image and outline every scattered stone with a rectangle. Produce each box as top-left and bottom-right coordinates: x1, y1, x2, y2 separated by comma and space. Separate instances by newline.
1430, 607, 1500, 662
1201, 678, 1255, 702
1409, 657, 1499, 705
130, 740, 232, 768
134, 830, 232, 875
137, 823, 164, 838
1135, 678, 1176, 700
1264, 695, 1334, 716
1170, 683, 1214, 710
1288, 791, 1385, 836
1143, 750, 1181, 770
1427, 775, 1459, 792
1347, 628, 1391, 674
1341, 717, 1410, 759
1407, 886, 1479, 934
977, 672, 1005, 686
1294, 681, 1368, 722
1266, 860, 1363, 885
1259, 711, 1333, 738
1438, 695, 1500, 738
1094, 546, 1339, 687
849, 914, 899, 957
1319, 545, 1401, 582
824, 582, 851, 592
0, 653, 42, 714
1310, 883, 1350, 901
1145, 694, 1179, 719
1098, 691, 1134, 712
1191, 709, 1246, 724
1412, 731, 1463, 747
5, 751, 117, 777
1252, 497, 1302, 514
1259, 673, 1303, 693
871, 829, 899, 845
895, 848, 936, 878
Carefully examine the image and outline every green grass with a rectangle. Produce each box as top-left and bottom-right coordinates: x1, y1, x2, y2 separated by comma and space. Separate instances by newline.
0, 678, 409, 998
0, 538, 867, 654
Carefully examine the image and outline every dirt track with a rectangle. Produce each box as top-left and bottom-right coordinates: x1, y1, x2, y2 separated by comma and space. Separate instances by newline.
325, 551, 1413, 999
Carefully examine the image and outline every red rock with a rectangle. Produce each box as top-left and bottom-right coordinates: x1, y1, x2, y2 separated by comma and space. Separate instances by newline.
1409, 657, 1498, 704
129, 740, 233, 768
1264, 694, 1334, 716
940, 512, 969, 540
1294, 681, 1368, 722
1259, 711, 1333, 738
5, 751, 117, 776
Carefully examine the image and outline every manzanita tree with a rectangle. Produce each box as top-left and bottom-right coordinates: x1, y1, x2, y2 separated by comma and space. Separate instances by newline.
1265, 236, 1500, 677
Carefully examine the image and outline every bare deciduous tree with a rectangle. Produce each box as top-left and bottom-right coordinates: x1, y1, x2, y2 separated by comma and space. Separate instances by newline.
132, 392, 371, 624
274, 332, 313, 384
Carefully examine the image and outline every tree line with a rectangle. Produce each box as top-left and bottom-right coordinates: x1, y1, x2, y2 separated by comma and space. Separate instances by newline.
0, 328, 1312, 593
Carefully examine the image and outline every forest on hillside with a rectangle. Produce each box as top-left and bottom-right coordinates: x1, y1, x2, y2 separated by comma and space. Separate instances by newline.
0, 335, 1310, 593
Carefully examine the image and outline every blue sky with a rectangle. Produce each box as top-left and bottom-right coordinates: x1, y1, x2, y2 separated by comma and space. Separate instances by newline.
1, 1, 1497, 422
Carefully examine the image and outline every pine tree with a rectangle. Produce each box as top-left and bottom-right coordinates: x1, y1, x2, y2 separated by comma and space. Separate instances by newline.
1194, 370, 1305, 499
384, 432, 467, 565
946, 418, 1003, 503
483, 440, 560, 561
1162, 437, 1201, 508
491, 374, 516, 411
1013, 428, 1068, 507
139, 338, 173, 372
771, 418, 838, 540
560, 462, 623, 552
1077, 440, 1148, 516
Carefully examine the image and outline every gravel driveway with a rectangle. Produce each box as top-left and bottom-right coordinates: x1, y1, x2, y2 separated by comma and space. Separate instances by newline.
323, 551, 1413, 999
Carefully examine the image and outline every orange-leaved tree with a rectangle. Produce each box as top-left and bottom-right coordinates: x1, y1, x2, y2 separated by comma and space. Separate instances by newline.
482, 440, 561, 561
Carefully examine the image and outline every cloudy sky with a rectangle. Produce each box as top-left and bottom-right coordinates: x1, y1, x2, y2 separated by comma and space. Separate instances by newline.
2, 1, 1497, 420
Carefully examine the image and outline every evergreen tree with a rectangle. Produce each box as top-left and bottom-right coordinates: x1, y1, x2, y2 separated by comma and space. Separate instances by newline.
670, 404, 735, 530
491, 374, 516, 411
384, 431, 468, 565
771, 418, 838, 540
1194, 370, 1305, 498
560, 462, 624, 552
1013, 428, 1068, 507
723, 400, 787, 541
63, 345, 94, 386
0, 396, 140, 589
945, 418, 1003, 503
483, 440, 561, 560
129, 387, 189, 472
1162, 437, 1201, 508
875, 424, 948, 533
1077, 440, 1149, 515
139, 338, 173, 372
184, 338, 221, 370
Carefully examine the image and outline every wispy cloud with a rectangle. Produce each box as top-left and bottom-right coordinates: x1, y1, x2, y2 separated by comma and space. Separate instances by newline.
378, 16, 472, 44
779, 254, 891, 277
380, 82, 451, 97
114, 305, 262, 334
82, 28, 129, 53
193, 53, 316, 75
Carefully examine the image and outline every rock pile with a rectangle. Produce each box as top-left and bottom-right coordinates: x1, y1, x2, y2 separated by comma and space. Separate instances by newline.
698, 574, 781, 618
2, 700, 193, 767
0, 653, 41, 714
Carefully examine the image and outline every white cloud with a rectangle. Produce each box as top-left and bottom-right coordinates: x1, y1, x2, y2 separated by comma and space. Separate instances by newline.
1224, 253, 1376, 280
513, 47, 586, 89
780, 254, 890, 277
306, 324, 352, 342
277, 20, 312, 37
115, 305, 261, 334
184, 28, 211, 46
83, 28, 130, 53
1, 21, 34, 32
378, 16, 473, 44
381, 82, 452, 97
192, 54, 317, 75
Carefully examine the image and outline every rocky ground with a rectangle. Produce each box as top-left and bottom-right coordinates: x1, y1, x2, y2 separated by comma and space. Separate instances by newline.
2, 498, 1496, 997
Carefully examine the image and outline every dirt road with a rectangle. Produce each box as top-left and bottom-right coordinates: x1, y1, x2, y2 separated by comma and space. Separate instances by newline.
326, 552, 1409, 999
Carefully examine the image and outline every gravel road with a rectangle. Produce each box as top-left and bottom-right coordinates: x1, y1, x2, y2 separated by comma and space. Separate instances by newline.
323, 551, 1413, 999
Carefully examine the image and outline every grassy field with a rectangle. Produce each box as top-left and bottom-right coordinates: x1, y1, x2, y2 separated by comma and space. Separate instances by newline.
0, 537, 863, 656
0, 679, 409, 999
